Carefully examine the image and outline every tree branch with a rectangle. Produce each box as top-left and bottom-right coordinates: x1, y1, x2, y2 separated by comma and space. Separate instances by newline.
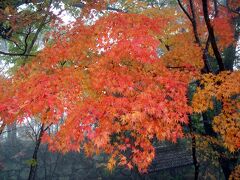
178, 0, 211, 72
217, 2, 240, 16
0, 122, 6, 136
189, 0, 201, 45
202, 0, 225, 71
22, 26, 32, 55
0, 26, 35, 57
0, 51, 36, 56
177, 0, 193, 23
7, 38, 24, 51
213, 0, 219, 16
25, 0, 52, 57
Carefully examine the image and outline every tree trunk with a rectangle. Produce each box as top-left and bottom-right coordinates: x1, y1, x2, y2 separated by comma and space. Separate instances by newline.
202, 0, 225, 71
28, 124, 45, 180
219, 156, 238, 179
189, 116, 199, 180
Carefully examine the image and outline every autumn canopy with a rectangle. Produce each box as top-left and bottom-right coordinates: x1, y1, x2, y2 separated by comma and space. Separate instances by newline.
0, 0, 239, 174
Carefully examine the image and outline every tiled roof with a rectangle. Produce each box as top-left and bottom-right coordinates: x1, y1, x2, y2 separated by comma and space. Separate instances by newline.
148, 145, 193, 173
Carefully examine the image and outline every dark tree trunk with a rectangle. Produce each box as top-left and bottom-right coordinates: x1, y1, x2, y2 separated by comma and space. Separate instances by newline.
219, 155, 238, 179
189, 116, 199, 180
28, 124, 45, 180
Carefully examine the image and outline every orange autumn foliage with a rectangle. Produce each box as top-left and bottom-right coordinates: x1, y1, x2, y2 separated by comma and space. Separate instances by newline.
2, 13, 193, 172
0, 1, 239, 172
192, 71, 240, 152
0, 76, 17, 124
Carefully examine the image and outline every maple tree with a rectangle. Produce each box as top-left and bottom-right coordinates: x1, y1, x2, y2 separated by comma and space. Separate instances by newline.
5, 13, 193, 172
0, 0, 239, 178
